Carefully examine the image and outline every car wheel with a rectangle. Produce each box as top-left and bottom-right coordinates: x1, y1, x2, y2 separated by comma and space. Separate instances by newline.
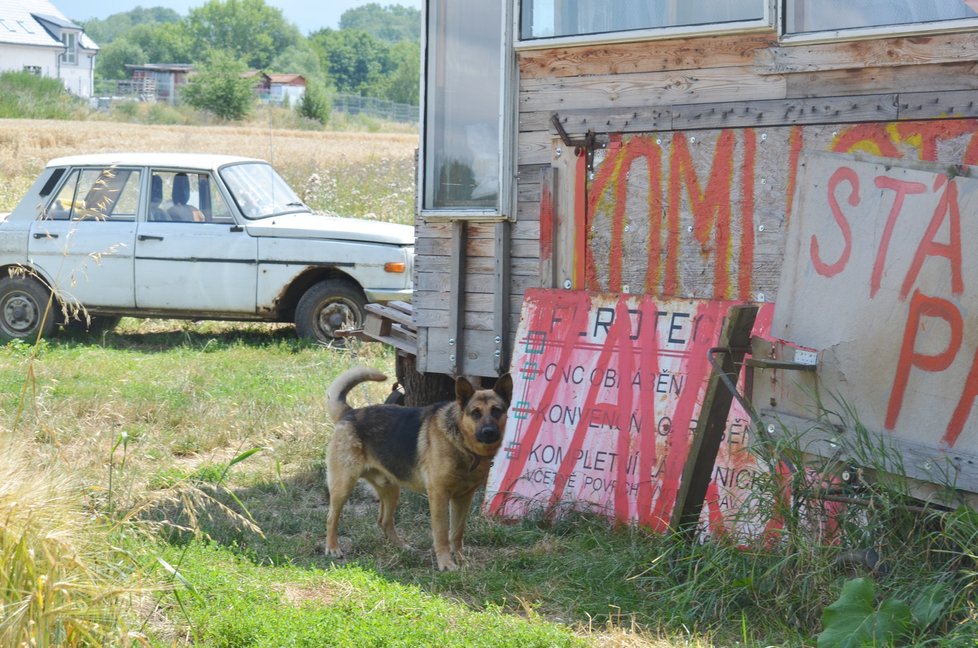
0, 275, 56, 342
294, 279, 367, 344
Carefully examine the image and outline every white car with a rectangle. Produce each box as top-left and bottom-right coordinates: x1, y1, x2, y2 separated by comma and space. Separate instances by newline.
0, 153, 414, 343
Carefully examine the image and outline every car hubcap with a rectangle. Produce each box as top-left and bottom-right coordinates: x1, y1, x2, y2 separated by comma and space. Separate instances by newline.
1, 292, 39, 334
318, 302, 355, 338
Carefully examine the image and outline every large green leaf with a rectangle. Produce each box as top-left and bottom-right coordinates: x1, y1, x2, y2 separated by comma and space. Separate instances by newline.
817, 578, 913, 648
909, 582, 950, 629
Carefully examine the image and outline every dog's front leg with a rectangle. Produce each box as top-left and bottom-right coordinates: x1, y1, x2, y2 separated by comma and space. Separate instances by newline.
449, 488, 477, 563
427, 490, 457, 571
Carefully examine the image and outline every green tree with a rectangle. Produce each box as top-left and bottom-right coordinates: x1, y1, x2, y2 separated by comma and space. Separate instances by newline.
309, 28, 391, 96
80, 6, 183, 45
180, 52, 256, 120
269, 38, 326, 88
375, 40, 419, 105
185, 0, 301, 70
95, 40, 146, 80
297, 82, 331, 124
116, 22, 193, 66
339, 3, 421, 42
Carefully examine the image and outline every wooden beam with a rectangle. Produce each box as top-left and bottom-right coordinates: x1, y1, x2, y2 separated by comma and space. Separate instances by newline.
551, 138, 579, 290
538, 166, 556, 289
756, 32, 978, 75
669, 304, 758, 537
547, 89, 978, 137
519, 33, 777, 79
493, 220, 511, 374
520, 66, 786, 113
785, 62, 978, 99
448, 221, 465, 376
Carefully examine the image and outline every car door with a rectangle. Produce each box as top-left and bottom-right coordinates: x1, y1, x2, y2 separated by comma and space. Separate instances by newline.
134, 170, 258, 313
28, 166, 138, 308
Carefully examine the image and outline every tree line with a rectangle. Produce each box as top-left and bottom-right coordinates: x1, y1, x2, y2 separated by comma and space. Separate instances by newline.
83, 0, 421, 118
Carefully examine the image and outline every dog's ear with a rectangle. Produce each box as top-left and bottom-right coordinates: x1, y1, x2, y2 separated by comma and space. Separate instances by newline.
455, 376, 476, 404
494, 373, 513, 405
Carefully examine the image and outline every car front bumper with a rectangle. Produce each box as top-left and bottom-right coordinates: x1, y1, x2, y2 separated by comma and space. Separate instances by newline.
365, 288, 413, 303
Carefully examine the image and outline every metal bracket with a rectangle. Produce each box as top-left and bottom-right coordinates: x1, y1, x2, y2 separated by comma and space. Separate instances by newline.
745, 358, 817, 371
551, 113, 596, 172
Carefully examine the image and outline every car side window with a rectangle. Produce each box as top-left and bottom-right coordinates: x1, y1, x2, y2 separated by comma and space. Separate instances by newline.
45, 167, 141, 221
150, 170, 235, 224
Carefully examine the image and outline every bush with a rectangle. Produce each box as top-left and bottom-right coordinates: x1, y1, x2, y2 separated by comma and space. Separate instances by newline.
180, 51, 256, 121
297, 82, 331, 124
0, 71, 86, 120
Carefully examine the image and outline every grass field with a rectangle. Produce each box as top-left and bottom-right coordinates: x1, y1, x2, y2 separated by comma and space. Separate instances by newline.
1, 119, 976, 646
0, 117, 418, 224
0, 322, 710, 647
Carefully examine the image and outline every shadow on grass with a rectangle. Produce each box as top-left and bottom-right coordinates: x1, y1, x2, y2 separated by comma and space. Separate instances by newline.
51, 319, 314, 353
141, 464, 662, 631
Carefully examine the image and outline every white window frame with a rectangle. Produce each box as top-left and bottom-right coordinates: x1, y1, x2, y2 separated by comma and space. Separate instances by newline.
780, 3, 978, 45
419, 0, 516, 222
61, 31, 77, 65
515, 0, 776, 50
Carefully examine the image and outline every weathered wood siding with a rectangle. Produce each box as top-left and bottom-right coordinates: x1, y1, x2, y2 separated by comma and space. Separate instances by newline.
414, 29, 978, 378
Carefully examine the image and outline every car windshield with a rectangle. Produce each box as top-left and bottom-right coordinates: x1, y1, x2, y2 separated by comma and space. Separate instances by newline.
220, 162, 309, 219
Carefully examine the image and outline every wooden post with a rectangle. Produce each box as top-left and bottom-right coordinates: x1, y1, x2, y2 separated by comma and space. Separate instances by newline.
448, 220, 466, 376
493, 220, 511, 374
670, 304, 758, 538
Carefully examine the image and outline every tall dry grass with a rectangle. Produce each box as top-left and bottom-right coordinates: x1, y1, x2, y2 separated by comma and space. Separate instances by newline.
0, 441, 140, 645
0, 118, 418, 222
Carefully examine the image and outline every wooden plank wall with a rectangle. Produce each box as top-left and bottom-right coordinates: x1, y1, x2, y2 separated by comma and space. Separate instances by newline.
414, 29, 978, 378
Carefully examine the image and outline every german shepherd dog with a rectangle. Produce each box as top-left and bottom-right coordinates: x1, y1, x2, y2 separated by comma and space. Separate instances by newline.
325, 367, 513, 571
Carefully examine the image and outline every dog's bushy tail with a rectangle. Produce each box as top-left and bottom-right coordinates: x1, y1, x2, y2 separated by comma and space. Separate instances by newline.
326, 366, 388, 421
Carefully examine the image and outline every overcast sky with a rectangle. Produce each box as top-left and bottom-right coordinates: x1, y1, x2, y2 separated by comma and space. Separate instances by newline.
53, 0, 422, 35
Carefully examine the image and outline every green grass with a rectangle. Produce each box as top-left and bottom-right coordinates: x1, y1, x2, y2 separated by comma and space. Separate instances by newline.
0, 71, 88, 120
147, 542, 585, 647
2, 320, 977, 647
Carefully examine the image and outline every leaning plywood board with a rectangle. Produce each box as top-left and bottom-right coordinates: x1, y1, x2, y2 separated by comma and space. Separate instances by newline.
759, 152, 978, 504
484, 289, 781, 537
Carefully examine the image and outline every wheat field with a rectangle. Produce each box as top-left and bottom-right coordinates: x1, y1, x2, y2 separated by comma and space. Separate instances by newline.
0, 118, 419, 221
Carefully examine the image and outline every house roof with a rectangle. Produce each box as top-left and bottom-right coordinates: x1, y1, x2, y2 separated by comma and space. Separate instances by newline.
0, 0, 97, 50
268, 73, 306, 86
126, 63, 194, 73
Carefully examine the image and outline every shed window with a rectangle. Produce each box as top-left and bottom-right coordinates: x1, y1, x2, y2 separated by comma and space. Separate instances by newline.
786, 0, 977, 33
521, 0, 764, 39
422, 0, 502, 211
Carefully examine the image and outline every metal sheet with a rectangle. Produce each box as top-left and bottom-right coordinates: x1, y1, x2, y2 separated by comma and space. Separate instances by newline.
765, 152, 978, 496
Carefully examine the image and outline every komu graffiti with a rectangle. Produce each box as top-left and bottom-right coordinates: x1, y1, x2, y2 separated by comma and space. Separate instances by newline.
582, 119, 978, 303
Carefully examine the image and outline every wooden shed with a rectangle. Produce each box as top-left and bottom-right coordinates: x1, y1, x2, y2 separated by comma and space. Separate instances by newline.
393, 1, 978, 521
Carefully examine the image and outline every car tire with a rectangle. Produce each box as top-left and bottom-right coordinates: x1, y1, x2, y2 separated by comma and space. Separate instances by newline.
0, 274, 56, 342
294, 279, 367, 345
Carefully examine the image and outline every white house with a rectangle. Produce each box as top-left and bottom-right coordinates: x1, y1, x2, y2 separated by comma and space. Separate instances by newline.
0, 0, 98, 97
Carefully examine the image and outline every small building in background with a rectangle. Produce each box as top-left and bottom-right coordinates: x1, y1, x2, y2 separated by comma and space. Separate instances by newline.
268, 73, 306, 105
242, 69, 271, 98
124, 63, 193, 104
0, 0, 98, 97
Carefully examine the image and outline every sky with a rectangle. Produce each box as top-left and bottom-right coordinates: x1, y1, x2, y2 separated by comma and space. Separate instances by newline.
52, 0, 422, 34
